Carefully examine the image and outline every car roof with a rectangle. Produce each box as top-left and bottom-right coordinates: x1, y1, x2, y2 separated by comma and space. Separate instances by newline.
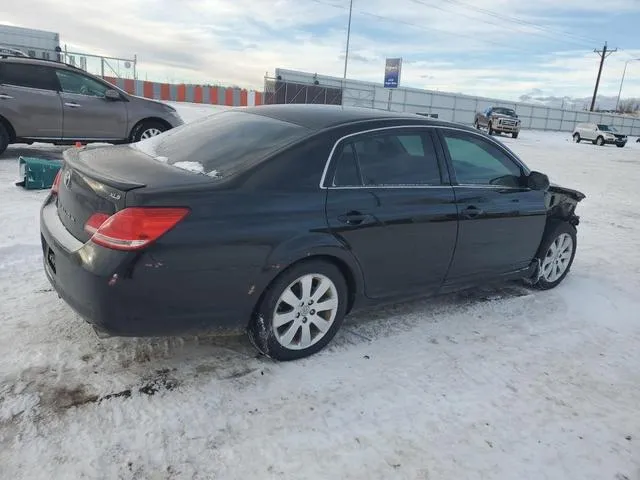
242, 103, 469, 132
0, 55, 79, 71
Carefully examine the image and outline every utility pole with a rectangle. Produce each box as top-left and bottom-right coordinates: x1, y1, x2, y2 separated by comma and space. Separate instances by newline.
342, 0, 354, 85
590, 42, 617, 112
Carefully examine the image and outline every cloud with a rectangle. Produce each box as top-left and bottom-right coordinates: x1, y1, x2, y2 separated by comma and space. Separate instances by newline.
1, 0, 639, 99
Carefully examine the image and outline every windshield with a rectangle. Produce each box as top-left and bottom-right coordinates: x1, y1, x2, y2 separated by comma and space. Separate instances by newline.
132, 111, 310, 178
492, 108, 516, 117
597, 124, 617, 132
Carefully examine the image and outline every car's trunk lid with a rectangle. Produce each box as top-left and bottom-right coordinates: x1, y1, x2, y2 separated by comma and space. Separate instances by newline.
56, 145, 213, 242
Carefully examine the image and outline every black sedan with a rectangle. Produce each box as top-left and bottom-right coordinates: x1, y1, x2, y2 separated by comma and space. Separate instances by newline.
40, 104, 585, 360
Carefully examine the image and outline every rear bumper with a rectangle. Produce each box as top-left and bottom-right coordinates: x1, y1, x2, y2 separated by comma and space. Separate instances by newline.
40, 197, 246, 337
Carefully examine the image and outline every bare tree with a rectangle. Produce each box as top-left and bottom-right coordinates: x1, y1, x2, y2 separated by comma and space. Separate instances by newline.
618, 99, 640, 114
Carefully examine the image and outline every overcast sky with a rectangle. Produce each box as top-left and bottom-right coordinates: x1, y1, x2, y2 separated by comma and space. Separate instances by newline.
2, 0, 640, 101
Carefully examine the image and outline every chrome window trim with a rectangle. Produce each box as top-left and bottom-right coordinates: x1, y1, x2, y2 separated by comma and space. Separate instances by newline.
319, 124, 530, 190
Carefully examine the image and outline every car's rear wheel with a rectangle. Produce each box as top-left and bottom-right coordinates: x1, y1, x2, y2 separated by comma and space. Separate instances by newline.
131, 120, 168, 143
532, 222, 577, 290
0, 123, 9, 156
512, 131, 519, 139
248, 260, 348, 361
573, 133, 580, 143
474, 119, 480, 129
595, 136, 605, 146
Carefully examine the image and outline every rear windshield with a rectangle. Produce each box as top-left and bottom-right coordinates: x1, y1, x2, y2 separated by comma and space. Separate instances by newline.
132, 110, 309, 178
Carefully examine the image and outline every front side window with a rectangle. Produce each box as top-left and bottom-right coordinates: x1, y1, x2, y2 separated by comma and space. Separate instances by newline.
442, 130, 523, 188
0, 63, 58, 90
55, 70, 109, 97
332, 129, 442, 187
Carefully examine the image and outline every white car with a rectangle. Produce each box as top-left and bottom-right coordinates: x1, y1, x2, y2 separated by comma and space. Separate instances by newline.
572, 123, 627, 148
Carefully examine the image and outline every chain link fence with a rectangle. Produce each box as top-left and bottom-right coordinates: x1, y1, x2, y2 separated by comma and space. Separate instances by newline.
264, 77, 342, 105
61, 47, 137, 80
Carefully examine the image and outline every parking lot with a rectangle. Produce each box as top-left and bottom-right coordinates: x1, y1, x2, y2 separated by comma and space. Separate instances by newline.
1, 103, 639, 479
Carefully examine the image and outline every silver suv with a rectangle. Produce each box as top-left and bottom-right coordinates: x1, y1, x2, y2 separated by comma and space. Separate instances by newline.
0, 55, 183, 156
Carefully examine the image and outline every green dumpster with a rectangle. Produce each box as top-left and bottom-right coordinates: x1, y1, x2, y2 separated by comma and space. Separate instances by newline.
15, 156, 63, 190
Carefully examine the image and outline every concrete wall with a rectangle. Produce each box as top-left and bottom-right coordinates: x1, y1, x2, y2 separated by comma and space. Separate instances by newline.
104, 76, 264, 107
276, 68, 640, 137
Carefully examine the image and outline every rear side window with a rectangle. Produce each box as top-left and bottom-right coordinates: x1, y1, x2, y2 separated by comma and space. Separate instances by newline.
0, 63, 58, 91
332, 144, 360, 187
333, 130, 442, 186
132, 111, 310, 178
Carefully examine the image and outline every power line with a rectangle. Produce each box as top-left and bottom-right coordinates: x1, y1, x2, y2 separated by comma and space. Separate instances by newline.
410, 0, 596, 49
308, 0, 535, 53
438, 0, 603, 46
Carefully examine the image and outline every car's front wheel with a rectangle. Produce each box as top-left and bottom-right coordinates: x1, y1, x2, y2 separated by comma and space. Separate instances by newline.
130, 120, 169, 143
595, 136, 605, 146
488, 122, 495, 135
248, 260, 348, 361
532, 222, 577, 290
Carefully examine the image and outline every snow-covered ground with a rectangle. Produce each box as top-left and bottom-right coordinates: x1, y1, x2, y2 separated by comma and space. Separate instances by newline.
0, 104, 639, 480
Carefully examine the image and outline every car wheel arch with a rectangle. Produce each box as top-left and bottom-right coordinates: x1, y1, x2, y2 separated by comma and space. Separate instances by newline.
253, 245, 364, 321
0, 114, 16, 141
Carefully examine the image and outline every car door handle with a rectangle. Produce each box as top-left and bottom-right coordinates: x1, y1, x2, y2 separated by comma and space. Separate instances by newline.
0, 93, 13, 100
337, 211, 371, 225
461, 206, 484, 219
64, 102, 81, 108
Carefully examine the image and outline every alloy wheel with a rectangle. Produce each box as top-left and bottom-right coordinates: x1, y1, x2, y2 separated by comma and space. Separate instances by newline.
540, 233, 573, 283
141, 128, 162, 139
272, 274, 339, 350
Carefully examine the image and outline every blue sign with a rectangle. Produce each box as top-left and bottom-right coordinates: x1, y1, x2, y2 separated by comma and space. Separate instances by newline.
383, 57, 402, 88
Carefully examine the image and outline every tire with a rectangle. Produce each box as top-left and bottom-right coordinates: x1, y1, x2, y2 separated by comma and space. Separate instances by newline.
488, 122, 495, 135
595, 136, 605, 146
616, 144, 625, 148
0, 123, 9, 157
130, 120, 168, 143
573, 133, 580, 143
512, 131, 519, 139
248, 260, 348, 361
474, 119, 480, 130
532, 222, 577, 290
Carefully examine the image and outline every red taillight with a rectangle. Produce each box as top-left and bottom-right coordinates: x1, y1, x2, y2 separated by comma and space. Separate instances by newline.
84, 207, 189, 251
84, 212, 111, 236
51, 170, 62, 194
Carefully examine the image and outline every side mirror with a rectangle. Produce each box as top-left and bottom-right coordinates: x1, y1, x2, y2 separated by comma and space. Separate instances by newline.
104, 89, 121, 101
527, 171, 550, 191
